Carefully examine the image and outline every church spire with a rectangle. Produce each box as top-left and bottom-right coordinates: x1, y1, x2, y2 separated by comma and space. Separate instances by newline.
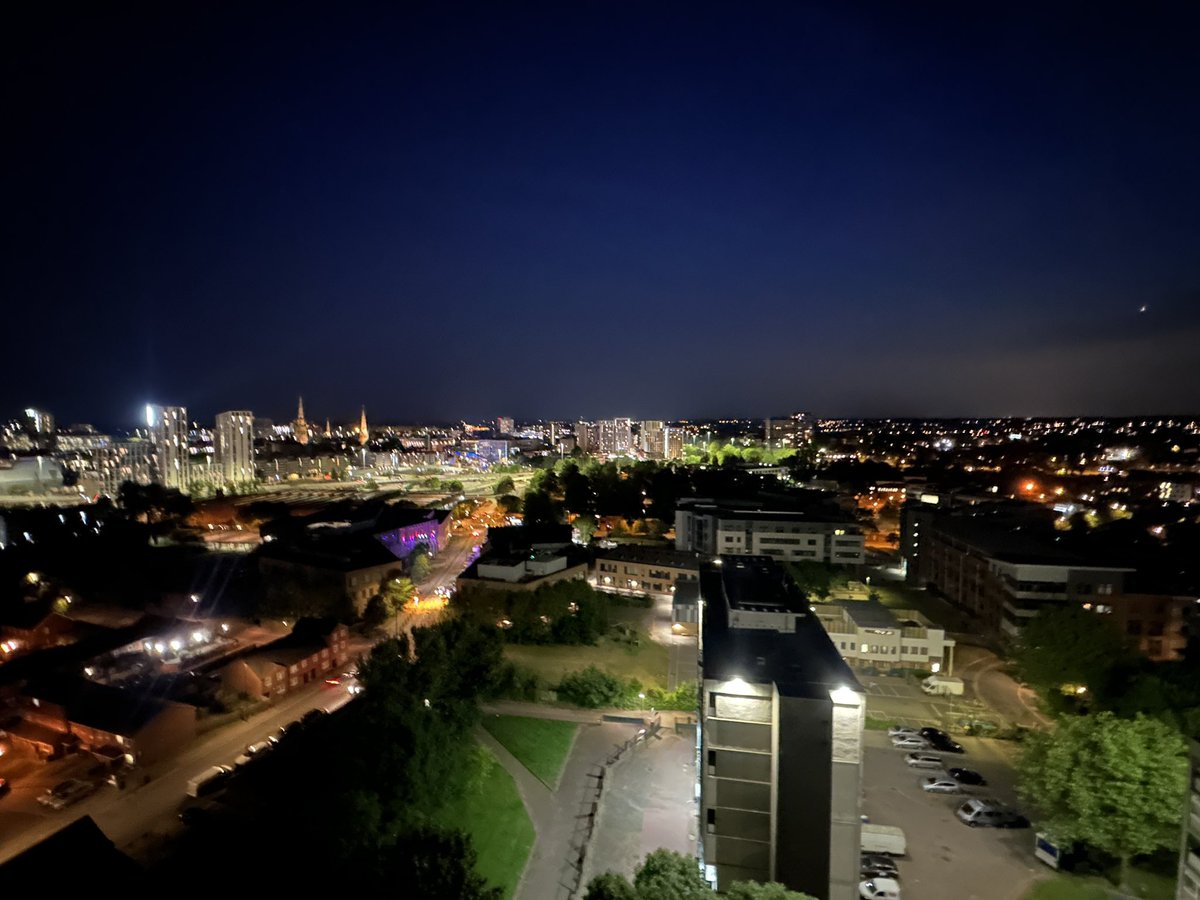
358, 406, 369, 446
294, 396, 310, 445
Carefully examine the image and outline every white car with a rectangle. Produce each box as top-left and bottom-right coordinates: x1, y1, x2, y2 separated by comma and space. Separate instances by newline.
235, 741, 273, 766
905, 753, 945, 768
891, 736, 930, 751
887, 725, 919, 738
921, 775, 960, 793
860, 877, 901, 899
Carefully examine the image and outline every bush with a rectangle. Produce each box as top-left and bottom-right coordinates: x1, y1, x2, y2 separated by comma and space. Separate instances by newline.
557, 666, 624, 708
606, 592, 654, 608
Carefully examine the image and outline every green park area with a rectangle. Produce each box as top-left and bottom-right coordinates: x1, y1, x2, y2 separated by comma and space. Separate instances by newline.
434, 744, 536, 900
1023, 868, 1175, 900
482, 714, 579, 788
504, 628, 669, 690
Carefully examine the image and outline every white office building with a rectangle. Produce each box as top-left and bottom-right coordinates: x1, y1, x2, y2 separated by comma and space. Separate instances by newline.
147, 404, 189, 492
676, 499, 865, 565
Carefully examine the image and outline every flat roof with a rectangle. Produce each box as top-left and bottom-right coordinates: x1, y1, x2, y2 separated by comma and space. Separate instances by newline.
831, 598, 898, 629
701, 557, 860, 700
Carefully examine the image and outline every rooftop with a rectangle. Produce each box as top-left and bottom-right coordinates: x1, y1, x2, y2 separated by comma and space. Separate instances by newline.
701, 557, 860, 700
593, 544, 706, 569
26, 674, 182, 736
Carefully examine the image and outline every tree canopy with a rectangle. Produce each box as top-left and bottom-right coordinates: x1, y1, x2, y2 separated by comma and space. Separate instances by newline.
1018, 712, 1188, 885
583, 851, 815, 900
1013, 603, 1134, 697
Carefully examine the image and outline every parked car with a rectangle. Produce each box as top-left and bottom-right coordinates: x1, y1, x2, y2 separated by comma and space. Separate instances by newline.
860, 824, 907, 856
179, 800, 220, 826
185, 765, 234, 798
921, 776, 960, 794
300, 708, 327, 726
235, 741, 273, 767
37, 779, 96, 810
859, 876, 901, 899
272, 721, 303, 744
920, 727, 965, 753
904, 753, 945, 769
860, 853, 899, 879
956, 798, 1030, 828
949, 767, 987, 786
891, 736, 930, 751
887, 725, 920, 738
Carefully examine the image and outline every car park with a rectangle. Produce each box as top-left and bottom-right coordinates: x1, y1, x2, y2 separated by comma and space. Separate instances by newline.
860, 853, 899, 879
956, 798, 1030, 829
920, 727, 965, 753
920, 775, 960, 794
904, 753, 945, 769
859, 876, 901, 899
37, 778, 96, 810
948, 767, 986, 786
891, 736, 929, 750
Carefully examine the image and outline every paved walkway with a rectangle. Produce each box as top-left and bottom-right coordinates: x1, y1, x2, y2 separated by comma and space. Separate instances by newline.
480, 703, 700, 900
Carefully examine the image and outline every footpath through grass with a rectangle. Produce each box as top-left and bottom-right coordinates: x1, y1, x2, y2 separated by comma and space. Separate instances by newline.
504, 631, 669, 690
482, 714, 579, 789
434, 744, 535, 899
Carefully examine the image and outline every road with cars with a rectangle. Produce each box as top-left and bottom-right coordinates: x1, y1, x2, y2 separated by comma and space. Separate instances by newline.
0, 676, 357, 865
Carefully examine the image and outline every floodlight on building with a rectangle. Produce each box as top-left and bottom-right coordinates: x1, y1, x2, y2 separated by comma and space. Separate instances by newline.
726, 677, 751, 693
930, 662, 941, 674
829, 685, 860, 705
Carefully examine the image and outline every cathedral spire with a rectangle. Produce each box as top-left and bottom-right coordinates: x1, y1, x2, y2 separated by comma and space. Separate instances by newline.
358, 406, 369, 446
294, 396, 310, 445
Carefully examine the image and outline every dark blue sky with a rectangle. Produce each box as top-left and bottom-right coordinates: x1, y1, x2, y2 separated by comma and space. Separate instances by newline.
4, 2, 1199, 426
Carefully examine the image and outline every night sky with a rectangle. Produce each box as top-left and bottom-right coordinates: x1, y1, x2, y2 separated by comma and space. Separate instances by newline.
4, 3, 1199, 426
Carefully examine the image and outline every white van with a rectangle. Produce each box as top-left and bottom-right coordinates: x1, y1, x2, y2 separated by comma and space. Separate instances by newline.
186, 764, 233, 798
860, 824, 907, 856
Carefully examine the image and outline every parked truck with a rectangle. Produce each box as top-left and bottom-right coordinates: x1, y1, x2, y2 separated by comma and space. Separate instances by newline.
921, 675, 964, 696
861, 824, 907, 856
186, 765, 233, 798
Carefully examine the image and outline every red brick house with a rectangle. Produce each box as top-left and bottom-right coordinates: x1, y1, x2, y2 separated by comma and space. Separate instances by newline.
221, 618, 349, 700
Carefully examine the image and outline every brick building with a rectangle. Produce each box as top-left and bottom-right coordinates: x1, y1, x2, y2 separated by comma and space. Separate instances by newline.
221, 618, 349, 700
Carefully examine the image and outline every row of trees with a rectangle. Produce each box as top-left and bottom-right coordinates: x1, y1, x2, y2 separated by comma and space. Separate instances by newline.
455, 580, 609, 645
1012, 604, 1194, 887
157, 618, 516, 895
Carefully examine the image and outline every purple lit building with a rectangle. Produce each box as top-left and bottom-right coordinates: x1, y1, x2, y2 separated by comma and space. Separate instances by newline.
373, 507, 451, 560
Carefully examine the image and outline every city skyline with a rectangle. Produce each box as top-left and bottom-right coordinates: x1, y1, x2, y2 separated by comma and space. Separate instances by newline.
4, 4, 1199, 424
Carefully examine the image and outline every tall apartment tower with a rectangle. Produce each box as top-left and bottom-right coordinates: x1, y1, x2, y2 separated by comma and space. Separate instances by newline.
640, 420, 665, 458
496, 416, 515, 436
599, 417, 633, 455
764, 412, 813, 450
294, 397, 310, 446
699, 556, 863, 899
215, 410, 255, 487
147, 404, 189, 492
575, 420, 597, 454
664, 426, 685, 460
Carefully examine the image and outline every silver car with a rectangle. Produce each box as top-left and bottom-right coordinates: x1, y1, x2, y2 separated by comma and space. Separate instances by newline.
891, 736, 930, 751
905, 752, 945, 769
921, 775, 960, 793
37, 778, 96, 810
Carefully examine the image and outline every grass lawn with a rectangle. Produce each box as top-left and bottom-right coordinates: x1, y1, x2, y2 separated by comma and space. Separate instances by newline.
434, 744, 535, 900
482, 714, 579, 788
1024, 869, 1176, 900
505, 632, 670, 689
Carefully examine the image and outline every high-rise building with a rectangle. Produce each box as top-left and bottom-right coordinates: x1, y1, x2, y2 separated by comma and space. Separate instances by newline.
496, 416, 515, 436
147, 404, 189, 492
574, 421, 597, 454
699, 556, 863, 898
639, 420, 665, 458
358, 407, 370, 446
664, 426, 685, 460
764, 412, 812, 450
215, 410, 255, 487
599, 417, 633, 456
96, 439, 155, 498
294, 397, 310, 446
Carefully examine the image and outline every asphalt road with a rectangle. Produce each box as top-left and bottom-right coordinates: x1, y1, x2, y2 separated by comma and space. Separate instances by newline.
0, 670, 360, 864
